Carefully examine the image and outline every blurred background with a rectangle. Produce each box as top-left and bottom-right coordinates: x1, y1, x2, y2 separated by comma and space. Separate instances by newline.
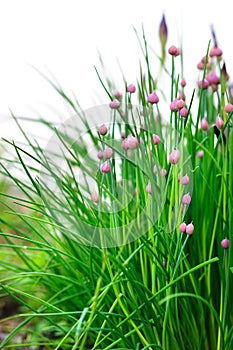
0, 0, 232, 141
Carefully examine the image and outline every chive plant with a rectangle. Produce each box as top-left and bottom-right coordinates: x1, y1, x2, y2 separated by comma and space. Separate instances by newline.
0, 15, 232, 350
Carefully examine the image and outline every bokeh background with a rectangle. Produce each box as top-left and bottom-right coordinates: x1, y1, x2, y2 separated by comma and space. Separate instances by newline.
0, 0, 232, 141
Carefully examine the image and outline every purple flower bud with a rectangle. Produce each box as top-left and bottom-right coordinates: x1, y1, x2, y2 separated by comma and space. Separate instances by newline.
186, 222, 194, 235
147, 91, 159, 104
182, 193, 191, 205
169, 149, 180, 164
221, 238, 230, 249
159, 14, 168, 47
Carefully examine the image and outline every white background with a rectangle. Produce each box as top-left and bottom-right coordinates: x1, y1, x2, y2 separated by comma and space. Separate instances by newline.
0, 0, 232, 142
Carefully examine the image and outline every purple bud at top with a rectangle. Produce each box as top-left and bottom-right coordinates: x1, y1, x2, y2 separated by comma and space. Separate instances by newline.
198, 79, 209, 90
186, 222, 194, 235
147, 91, 159, 104
169, 149, 180, 164
100, 161, 111, 174
221, 238, 230, 249
179, 107, 188, 118
182, 193, 191, 205
109, 99, 120, 109
200, 117, 209, 131
159, 14, 168, 47
146, 183, 152, 194
216, 115, 224, 130
221, 62, 230, 81
182, 174, 190, 185
197, 150, 204, 158
99, 124, 108, 136
152, 134, 160, 145
127, 84, 136, 93
224, 103, 233, 113
179, 222, 186, 233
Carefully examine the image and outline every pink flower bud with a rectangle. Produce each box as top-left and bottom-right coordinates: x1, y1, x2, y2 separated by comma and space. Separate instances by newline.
127, 84, 136, 93
198, 79, 209, 90
176, 99, 185, 110
221, 238, 230, 249
200, 117, 209, 131
180, 78, 186, 87
205, 70, 220, 85
97, 151, 104, 159
114, 91, 122, 99
216, 115, 224, 130
100, 161, 111, 174
147, 91, 159, 104
169, 149, 180, 164
168, 45, 179, 56
182, 174, 190, 185
146, 183, 152, 194
182, 193, 191, 205
152, 134, 160, 145
224, 103, 233, 113
178, 173, 181, 182
99, 124, 108, 136
127, 134, 138, 149
209, 46, 223, 57
170, 98, 179, 112
91, 189, 99, 203
109, 99, 120, 109
103, 147, 113, 159
179, 222, 186, 233
179, 107, 188, 118
121, 131, 126, 139
197, 150, 204, 158
186, 222, 194, 235
160, 168, 167, 176
122, 139, 129, 150
153, 165, 157, 174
